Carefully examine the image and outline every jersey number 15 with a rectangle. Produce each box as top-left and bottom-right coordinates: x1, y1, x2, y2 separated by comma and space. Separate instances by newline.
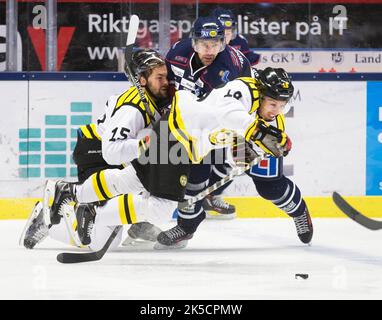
109, 127, 131, 141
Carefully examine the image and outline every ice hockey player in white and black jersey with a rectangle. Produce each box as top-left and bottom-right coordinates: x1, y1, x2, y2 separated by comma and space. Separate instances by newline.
20, 49, 172, 251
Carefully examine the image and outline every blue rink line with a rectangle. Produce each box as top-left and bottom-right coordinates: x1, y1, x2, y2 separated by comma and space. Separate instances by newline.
1, 72, 382, 81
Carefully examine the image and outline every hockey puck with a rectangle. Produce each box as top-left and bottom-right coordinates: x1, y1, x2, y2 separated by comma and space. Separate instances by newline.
295, 273, 309, 280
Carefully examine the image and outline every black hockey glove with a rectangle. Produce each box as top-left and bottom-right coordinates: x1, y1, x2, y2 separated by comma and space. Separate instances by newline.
250, 119, 292, 158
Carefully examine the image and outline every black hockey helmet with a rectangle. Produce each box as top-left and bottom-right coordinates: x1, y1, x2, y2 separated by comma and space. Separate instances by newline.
127, 48, 165, 79
257, 67, 294, 102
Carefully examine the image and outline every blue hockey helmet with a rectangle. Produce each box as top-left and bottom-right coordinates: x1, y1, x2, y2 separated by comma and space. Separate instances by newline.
211, 7, 236, 30
191, 17, 225, 41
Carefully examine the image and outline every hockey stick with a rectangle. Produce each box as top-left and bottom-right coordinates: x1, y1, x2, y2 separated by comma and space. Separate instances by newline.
332, 191, 382, 230
57, 226, 123, 264
123, 15, 156, 123
178, 153, 265, 210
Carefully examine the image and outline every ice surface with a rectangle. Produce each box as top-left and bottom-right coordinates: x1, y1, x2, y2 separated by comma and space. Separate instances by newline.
0, 218, 382, 300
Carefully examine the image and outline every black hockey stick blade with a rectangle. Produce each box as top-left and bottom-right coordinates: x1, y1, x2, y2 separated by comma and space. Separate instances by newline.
57, 251, 100, 264
57, 226, 123, 264
332, 192, 382, 230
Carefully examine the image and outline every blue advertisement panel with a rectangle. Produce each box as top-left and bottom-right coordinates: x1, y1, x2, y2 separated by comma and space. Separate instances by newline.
366, 82, 382, 195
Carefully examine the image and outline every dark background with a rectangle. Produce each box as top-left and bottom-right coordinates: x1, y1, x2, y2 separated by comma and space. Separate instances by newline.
0, 1, 381, 71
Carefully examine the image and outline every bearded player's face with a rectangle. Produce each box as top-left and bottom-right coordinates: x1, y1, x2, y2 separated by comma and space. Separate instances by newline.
140, 65, 169, 100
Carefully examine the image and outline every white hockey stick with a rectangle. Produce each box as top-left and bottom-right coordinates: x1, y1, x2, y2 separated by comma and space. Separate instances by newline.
123, 15, 156, 123
126, 14, 139, 48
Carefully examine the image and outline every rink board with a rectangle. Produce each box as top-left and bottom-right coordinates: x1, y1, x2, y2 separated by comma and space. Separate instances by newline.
1, 196, 381, 220
0, 73, 381, 216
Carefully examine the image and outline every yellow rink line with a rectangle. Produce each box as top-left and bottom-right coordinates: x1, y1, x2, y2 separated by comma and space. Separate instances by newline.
0, 196, 381, 220
226, 196, 382, 218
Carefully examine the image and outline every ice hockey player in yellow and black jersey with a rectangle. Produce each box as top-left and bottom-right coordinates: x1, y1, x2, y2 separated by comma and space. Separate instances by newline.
74, 50, 169, 183
21, 49, 171, 250
156, 67, 313, 248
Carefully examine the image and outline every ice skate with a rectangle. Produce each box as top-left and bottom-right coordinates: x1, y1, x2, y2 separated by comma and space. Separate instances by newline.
122, 222, 162, 246
75, 204, 96, 246
293, 209, 313, 244
50, 180, 76, 224
203, 195, 236, 220
154, 225, 193, 250
19, 201, 43, 246
43, 180, 76, 226
22, 202, 49, 249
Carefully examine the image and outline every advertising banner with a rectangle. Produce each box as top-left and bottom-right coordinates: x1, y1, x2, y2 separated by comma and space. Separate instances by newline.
366, 82, 382, 195
0, 1, 382, 71
256, 49, 382, 73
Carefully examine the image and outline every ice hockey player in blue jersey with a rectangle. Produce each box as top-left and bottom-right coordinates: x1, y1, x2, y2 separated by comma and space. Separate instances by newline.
166, 16, 252, 98
166, 16, 252, 219
212, 7, 260, 66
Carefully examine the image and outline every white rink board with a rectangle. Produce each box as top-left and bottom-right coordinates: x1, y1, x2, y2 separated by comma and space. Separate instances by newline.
288, 81, 366, 196
227, 81, 367, 196
0, 80, 128, 197
0, 81, 28, 181
0, 80, 367, 197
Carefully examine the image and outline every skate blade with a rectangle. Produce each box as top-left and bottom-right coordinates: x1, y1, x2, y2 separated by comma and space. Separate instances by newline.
121, 237, 155, 249
205, 211, 236, 220
42, 180, 56, 226
19, 201, 43, 246
153, 240, 188, 250
60, 202, 83, 248
121, 236, 138, 246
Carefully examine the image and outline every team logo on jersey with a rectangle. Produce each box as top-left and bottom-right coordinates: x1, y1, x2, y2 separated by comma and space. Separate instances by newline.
209, 129, 236, 146
180, 175, 188, 187
249, 157, 281, 179
219, 70, 230, 83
